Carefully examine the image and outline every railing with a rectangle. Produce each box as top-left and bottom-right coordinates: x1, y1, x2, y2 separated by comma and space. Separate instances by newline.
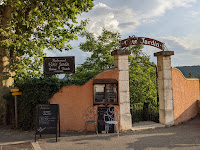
130, 103, 159, 123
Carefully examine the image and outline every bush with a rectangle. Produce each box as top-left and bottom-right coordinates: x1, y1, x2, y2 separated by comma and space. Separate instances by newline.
14, 75, 90, 130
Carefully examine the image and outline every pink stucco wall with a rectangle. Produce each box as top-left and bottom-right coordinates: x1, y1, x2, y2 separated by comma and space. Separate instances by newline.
172, 68, 199, 125
50, 69, 119, 132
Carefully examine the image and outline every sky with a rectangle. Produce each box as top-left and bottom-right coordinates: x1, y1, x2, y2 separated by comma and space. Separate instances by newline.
45, 0, 200, 68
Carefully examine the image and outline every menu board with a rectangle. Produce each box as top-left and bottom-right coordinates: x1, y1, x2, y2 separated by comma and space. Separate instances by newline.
43, 57, 75, 74
35, 104, 59, 135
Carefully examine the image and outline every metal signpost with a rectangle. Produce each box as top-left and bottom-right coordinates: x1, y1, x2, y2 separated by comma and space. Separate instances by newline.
10, 88, 22, 129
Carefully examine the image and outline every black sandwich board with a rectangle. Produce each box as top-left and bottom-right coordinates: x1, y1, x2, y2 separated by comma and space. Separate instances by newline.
35, 104, 60, 142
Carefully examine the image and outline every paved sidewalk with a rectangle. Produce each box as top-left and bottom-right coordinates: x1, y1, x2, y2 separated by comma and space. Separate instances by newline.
132, 121, 165, 131
0, 125, 34, 150
36, 117, 200, 150
0, 117, 200, 150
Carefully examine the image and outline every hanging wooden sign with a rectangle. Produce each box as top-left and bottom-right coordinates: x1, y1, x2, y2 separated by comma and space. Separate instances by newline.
43, 56, 75, 74
120, 37, 165, 50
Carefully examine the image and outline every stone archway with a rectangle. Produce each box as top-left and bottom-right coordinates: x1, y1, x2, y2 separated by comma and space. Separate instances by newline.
111, 49, 175, 131
111, 36, 175, 130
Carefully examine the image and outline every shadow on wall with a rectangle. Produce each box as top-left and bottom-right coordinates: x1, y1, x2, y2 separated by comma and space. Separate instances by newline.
172, 68, 200, 125
174, 101, 198, 124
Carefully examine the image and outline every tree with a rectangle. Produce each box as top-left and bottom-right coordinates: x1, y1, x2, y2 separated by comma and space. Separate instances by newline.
0, 0, 94, 82
71, 29, 120, 80
188, 72, 193, 78
71, 29, 157, 105
129, 47, 157, 104
0, 0, 94, 125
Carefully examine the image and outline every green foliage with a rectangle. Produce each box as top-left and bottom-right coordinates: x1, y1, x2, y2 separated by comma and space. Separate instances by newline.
0, 0, 94, 78
130, 103, 159, 123
13, 75, 91, 130
129, 46, 157, 104
71, 29, 120, 80
73, 29, 158, 105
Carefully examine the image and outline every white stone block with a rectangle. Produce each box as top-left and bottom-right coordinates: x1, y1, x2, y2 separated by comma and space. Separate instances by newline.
120, 102, 131, 114
165, 110, 174, 125
120, 113, 132, 131
158, 79, 164, 90
164, 89, 173, 100
159, 109, 165, 125
163, 69, 172, 80
159, 109, 174, 125
158, 70, 164, 80
163, 58, 172, 70
163, 56, 171, 61
159, 97, 165, 110
163, 80, 172, 90
159, 99, 173, 110
119, 71, 129, 81
165, 100, 174, 110
117, 60, 129, 71
119, 91, 130, 103
118, 55, 129, 60
119, 80, 129, 92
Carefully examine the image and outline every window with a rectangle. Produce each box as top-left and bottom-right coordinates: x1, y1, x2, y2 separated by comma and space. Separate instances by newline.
93, 79, 118, 105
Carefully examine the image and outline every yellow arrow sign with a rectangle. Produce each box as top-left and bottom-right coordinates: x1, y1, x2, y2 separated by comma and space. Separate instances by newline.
12, 92, 22, 96
10, 89, 19, 92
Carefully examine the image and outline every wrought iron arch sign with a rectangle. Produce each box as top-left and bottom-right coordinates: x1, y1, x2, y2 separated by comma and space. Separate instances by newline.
120, 36, 167, 51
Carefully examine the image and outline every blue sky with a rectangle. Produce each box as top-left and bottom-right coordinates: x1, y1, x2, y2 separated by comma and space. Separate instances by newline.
45, 0, 200, 67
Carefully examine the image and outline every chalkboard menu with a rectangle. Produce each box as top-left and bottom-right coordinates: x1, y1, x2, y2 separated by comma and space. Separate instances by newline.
43, 56, 75, 74
35, 104, 60, 142
97, 107, 114, 133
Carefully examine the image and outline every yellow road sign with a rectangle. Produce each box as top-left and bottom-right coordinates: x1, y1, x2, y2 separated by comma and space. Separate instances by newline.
10, 89, 19, 92
12, 92, 22, 96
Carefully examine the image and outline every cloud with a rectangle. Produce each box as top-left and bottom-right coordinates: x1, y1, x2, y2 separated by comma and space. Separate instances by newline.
78, 0, 197, 36
142, 19, 157, 23
79, 2, 139, 36
160, 35, 200, 50
118, 22, 140, 30
99, 0, 196, 18
158, 35, 200, 66
189, 10, 200, 17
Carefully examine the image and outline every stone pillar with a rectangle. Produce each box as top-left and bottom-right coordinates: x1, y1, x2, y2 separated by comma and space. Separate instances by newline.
111, 49, 132, 131
154, 51, 174, 126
